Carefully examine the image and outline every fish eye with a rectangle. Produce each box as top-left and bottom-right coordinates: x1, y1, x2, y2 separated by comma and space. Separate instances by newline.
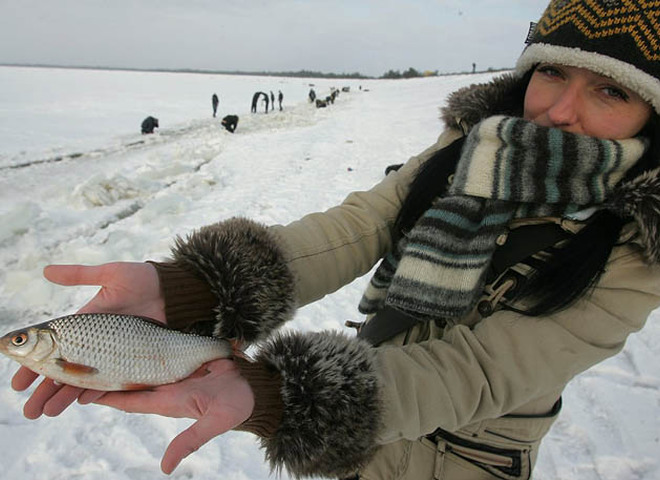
11, 332, 28, 347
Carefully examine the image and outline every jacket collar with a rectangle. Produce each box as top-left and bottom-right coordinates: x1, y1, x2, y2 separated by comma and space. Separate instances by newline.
440, 73, 660, 264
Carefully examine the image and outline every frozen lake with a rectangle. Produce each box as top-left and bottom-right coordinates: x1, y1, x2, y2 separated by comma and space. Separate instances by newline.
0, 65, 658, 480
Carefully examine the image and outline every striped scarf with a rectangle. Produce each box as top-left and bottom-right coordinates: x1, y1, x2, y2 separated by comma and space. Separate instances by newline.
359, 116, 648, 319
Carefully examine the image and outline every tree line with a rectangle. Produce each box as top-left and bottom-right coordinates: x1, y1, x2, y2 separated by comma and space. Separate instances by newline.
1, 63, 510, 80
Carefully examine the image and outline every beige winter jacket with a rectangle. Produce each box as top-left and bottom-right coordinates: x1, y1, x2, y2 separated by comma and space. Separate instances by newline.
270, 125, 660, 479
155, 74, 660, 480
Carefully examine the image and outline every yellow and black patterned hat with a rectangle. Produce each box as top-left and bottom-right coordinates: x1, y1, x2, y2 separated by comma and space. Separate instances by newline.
516, 0, 660, 112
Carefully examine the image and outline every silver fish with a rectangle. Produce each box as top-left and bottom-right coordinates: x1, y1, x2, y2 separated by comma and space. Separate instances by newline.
0, 313, 232, 391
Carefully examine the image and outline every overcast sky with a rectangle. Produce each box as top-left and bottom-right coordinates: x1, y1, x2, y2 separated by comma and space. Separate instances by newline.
1, 0, 550, 77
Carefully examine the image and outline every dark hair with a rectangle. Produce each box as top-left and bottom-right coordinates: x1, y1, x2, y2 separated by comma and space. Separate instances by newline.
393, 105, 660, 317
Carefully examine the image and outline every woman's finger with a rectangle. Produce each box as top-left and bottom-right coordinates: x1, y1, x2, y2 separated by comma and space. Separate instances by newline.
161, 416, 233, 475
42, 385, 85, 417
11, 367, 39, 391
43, 264, 105, 286
77, 389, 107, 405
22, 378, 64, 419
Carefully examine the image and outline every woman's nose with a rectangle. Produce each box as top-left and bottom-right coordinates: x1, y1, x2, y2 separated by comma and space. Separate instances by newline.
546, 86, 580, 128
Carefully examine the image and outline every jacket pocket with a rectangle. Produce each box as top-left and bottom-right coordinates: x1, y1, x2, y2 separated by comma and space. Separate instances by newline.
429, 428, 531, 480
428, 398, 563, 480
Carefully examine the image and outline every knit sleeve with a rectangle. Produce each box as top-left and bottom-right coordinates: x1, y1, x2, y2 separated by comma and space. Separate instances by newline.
233, 356, 284, 439
148, 261, 217, 331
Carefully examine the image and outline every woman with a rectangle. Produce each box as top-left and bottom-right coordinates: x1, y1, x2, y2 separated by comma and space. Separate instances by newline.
12, 1, 660, 478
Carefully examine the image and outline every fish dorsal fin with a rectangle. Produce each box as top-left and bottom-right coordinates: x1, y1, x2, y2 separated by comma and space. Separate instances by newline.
56, 358, 99, 375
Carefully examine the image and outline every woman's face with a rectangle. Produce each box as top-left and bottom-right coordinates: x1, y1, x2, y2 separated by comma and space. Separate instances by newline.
523, 64, 653, 139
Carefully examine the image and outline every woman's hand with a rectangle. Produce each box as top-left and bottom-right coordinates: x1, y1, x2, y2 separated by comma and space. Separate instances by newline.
45, 262, 166, 320
80, 358, 254, 475
12, 262, 166, 419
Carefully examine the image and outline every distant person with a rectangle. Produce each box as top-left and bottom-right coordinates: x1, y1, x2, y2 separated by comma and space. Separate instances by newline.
221, 115, 239, 133
308, 88, 316, 103
278, 90, 283, 111
212, 93, 219, 117
270, 91, 275, 112
262, 93, 270, 113
140, 116, 159, 134
251, 91, 260, 113
251, 91, 269, 114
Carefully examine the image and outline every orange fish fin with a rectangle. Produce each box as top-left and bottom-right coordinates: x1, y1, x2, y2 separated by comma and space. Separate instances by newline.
121, 384, 154, 391
55, 359, 99, 375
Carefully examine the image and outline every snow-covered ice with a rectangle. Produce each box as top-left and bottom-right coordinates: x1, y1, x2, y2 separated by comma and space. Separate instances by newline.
0, 65, 658, 480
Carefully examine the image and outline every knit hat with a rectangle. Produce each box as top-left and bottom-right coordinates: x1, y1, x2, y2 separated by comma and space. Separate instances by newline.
515, 0, 660, 113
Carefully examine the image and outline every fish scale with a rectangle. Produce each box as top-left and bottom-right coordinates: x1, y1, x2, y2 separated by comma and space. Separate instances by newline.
0, 313, 233, 390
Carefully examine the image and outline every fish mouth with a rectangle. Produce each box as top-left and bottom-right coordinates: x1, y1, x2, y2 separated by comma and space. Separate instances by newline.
0, 323, 53, 361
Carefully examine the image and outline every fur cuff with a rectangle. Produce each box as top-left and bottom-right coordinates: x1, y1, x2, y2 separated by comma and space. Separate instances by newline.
171, 217, 296, 343
256, 330, 381, 479
607, 167, 660, 264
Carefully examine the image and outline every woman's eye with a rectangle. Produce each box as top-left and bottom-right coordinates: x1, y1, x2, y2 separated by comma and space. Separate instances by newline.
602, 86, 630, 101
537, 65, 563, 78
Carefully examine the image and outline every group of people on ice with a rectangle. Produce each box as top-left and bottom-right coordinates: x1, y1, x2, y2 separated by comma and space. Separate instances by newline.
250, 90, 284, 113
141, 84, 344, 138
211, 92, 239, 133
309, 86, 342, 108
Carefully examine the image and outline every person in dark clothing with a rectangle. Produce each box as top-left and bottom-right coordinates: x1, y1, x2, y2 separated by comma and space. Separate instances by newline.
251, 91, 269, 114
308, 88, 316, 103
251, 92, 260, 113
263, 93, 269, 113
212, 94, 219, 117
141, 116, 159, 134
221, 115, 239, 133
270, 91, 275, 112
278, 90, 283, 111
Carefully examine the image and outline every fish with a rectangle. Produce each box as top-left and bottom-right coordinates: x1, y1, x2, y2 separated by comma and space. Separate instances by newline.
0, 313, 233, 391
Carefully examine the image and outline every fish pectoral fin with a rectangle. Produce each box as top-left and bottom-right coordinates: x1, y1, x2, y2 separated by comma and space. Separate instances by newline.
55, 358, 99, 375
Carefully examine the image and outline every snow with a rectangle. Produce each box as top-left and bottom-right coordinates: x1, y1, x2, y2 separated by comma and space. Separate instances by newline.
0, 65, 658, 480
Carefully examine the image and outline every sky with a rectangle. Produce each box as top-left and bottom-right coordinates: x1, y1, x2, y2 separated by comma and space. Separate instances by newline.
0, 0, 550, 77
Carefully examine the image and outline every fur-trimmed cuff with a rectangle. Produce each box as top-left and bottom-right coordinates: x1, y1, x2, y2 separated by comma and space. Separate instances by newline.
607, 167, 660, 264
255, 330, 382, 479
169, 217, 297, 343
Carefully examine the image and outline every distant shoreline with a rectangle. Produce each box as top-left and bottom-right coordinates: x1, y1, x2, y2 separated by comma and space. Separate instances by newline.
0, 63, 512, 80
0, 63, 372, 80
